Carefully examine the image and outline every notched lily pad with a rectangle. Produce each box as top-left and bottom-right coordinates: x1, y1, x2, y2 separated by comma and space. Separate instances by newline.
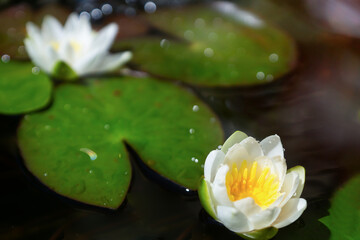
114, 2, 297, 87
0, 61, 52, 115
18, 77, 223, 209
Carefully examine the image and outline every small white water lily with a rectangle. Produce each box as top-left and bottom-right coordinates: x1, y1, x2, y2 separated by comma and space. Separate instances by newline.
24, 13, 132, 80
199, 131, 307, 240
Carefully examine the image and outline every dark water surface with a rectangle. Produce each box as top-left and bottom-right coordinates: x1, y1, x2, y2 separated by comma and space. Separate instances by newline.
1, 0, 360, 239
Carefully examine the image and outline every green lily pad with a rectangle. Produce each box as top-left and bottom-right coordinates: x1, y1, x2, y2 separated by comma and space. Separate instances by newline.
320, 175, 360, 240
114, 3, 296, 87
0, 61, 52, 115
18, 77, 223, 209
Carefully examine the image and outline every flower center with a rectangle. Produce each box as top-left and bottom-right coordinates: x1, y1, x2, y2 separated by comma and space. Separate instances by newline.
226, 160, 281, 208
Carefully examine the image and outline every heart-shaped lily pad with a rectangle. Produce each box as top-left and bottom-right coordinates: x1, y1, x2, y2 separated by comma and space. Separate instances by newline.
0, 61, 52, 115
113, 3, 296, 87
18, 77, 223, 209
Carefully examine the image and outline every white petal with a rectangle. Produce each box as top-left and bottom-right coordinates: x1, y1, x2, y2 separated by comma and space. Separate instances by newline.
211, 164, 232, 206
217, 205, 253, 233
273, 198, 307, 228
41, 15, 63, 41
221, 131, 248, 154
204, 150, 225, 183
58, 41, 75, 67
239, 137, 264, 159
233, 197, 262, 216
279, 172, 299, 207
26, 22, 41, 39
287, 166, 305, 198
89, 51, 132, 73
24, 39, 45, 70
248, 207, 281, 230
260, 135, 284, 159
271, 156, 287, 187
64, 13, 80, 34
224, 143, 251, 167
90, 23, 118, 53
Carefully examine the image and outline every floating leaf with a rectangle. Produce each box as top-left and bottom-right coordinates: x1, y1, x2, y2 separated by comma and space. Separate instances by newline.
18, 77, 223, 209
0, 61, 52, 115
320, 175, 360, 240
114, 3, 296, 87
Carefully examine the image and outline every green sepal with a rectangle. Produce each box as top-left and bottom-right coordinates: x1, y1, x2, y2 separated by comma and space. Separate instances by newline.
221, 131, 248, 154
238, 227, 278, 240
198, 177, 217, 220
52, 61, 78, 81
287, 165, 305, 197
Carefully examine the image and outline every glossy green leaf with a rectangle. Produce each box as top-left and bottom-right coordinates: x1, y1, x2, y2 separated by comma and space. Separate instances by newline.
0, 61, 52, 115
239, 227, 278, 240
320, 175, 360, 240
198, 178, 217, 220
18, 77, 223, 209
114, 3, 296, 87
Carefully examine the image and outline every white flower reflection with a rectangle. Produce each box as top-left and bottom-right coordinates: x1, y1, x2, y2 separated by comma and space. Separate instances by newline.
24, 13, 132, 79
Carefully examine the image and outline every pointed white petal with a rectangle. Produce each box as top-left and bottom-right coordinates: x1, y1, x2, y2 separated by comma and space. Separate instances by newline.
239, 137, 264, 159
260, 135, 284, 159
233, 197, 262, 216
26, 22, 41, 38
211, 164, 232, 206
221, 131, 248, 154
273, 198, 307, 228
24, 39, 47, 71
64, 13, 80, 34
248, 207, 281, 230
279, 172, 299, 207
90, 23, 118, 53
224, 143, 251, 167
204, 150, 225, 183
217, 205, 253, 233
92, 51, 132, 73
41, 15, 63, 41
287, 166, 305, 198
271, 156, 287, 187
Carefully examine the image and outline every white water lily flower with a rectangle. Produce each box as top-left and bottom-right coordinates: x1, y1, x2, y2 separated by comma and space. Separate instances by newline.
198, 131, 307, 240
24, 13, 132, 80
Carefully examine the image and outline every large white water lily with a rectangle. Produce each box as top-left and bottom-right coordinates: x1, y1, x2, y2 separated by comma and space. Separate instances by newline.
198, 131, 307, 240
24, 13, 132, 80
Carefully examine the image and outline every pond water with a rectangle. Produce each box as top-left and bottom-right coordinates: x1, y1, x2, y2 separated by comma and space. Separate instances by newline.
0, 0, 360, 239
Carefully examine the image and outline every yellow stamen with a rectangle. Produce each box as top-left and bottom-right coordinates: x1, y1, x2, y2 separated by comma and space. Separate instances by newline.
70, 40, 82, 53
226, 161, 281, 209
51, 41, 60, 51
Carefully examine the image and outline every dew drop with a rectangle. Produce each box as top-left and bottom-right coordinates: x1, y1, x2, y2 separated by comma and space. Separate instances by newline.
185, 188, 190, 192
204, 48, 214, 57
104, 124, 110, 130
194, 18, 205, 28
101, 4, 113, 15
194, 158, 199, 163
91, 8, 102, 20
80, 11, 91, 20
189, 128, 195, 134
266, 74, 274, 81
256, 71, 265, 80
184, 30, 194, 40
44, 172, 48, 177
160, 39, 169, 49
44, 125, 51, 130
124, 171, 128, 176
118, 153, 122, 158
1, 54, 10, 63
89, 170, 93, 174
80, 148, 97, 161
217, 145, 222, 150
191, 157, 196, 161
269, 53, 279, 63
144, 1, 157, 14
208, 32, 218, 41
192, 105, 199, 112
32, 66, 40, 75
